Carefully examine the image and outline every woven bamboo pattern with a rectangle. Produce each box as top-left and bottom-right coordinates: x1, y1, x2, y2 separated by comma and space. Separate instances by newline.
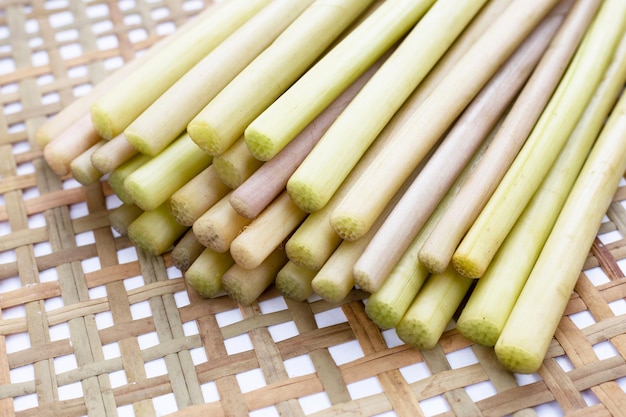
2, 1, 626, 416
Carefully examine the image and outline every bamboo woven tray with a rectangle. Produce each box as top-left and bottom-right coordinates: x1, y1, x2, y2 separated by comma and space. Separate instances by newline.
2, 1, 626, 416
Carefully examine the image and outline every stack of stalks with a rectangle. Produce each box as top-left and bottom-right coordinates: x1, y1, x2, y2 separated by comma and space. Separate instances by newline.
38, 0, 626, 374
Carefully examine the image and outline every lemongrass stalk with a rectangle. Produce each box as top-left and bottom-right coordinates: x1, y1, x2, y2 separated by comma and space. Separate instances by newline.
187, 0, 375, 156
395, 267, 474, 351
245, 0, 439, 162
34, 2, 222, 148
295, 1, 564, 234
192, 191, 252, 253
453, 0, 626, 278
230, 191, 307, 269
457, 33, 626, 348
91, 0, 269, 140
169, 166, 230, 227
127, 204, 189, 256
212, 137, 263, 189
363, 121, 497, 329
222, 248, 288, 306
91, 134, 138, 174
185, 248, 235, 298
230, 52, 385, 219
275, 261, 317, 302
109, 203, 143, 237
70, 140, 105, 185
285, 0, 495, 215
311, 170, 414, 302
124, 133, 212, 212
352, 12, 563, 288
107, 153, 151, 205
171, 229, 206, 271
418, 0, 601, 275
124, 0, 311, 156
495, 75, 626, 375
43, 113, 101, 176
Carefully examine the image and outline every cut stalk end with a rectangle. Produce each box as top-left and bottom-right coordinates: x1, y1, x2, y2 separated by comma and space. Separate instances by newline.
286, 178, 327, 213
244, 127, 278, 161
395, 318, 439, 351
125, 129, 159, 157
451, 253, 484, 278
187, 121, 227, 156
494, 343, 543, 374
330, 213, 367, 241
90, 104, 115, 140
455, 317, 500, 347
364, 299, 404, 330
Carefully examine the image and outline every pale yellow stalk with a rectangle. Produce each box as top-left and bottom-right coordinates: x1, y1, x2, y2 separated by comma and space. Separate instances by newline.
43, 113, 101, 176
91, 0, 269, 140
187, 0, 375, 156
395, 267, 474, 351
222, 248, 288, 306
275, 261, 317, 302
453, 0, 626, 278
185, 248, 235, 298
124, 0, 311, 156
169, 166, 230, 227
418, 0, 601, 274
212, 137, 263, 189
495, 69, 626, 374
70, 140, 105, 185
230, 191, 308, 269
192, 191, 252, 253
91, 134, 138, 174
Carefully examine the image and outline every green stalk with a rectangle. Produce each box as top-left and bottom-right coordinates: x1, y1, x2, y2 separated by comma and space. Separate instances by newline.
185, 248, 235, 298
457, 32, 626, 348
124, 133, 212, 212
127, 204, 189, 256
107, 153, 151, 205
275, 261, 317, 302
244, 0, 439, 162
395, 266, 474, 351
222, 248, 288, 306
212, 137, 263, 189
495, 71, 626, 375
124, 0, 311, 156
452, 0, 626, 278
90, 0, 269, 140
187, 0, 375, 156
292, 0, 561, 228
168, 166, 230, 227
418, 0, 601, 275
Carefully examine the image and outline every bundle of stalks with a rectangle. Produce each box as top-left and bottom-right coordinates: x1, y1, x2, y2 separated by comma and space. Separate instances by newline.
37, 0, 626, 374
